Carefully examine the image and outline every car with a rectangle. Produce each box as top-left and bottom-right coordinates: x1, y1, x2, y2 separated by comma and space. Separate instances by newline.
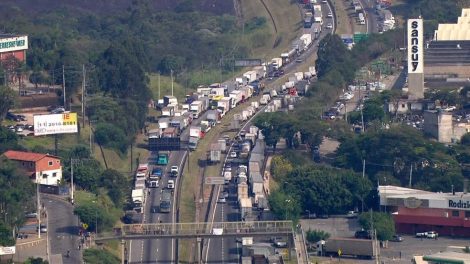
218, 197, 226, 203
321, 0, 327, 3
326, 23, 333, 29
346, 211, 358, 218
391, 234, 404, 242
221, 191, 229, 199
271, 237, 287, 248
319, 214, 329, 219
170, 166, 179, 177
230, 151, 237, 158
416, 231, 438, 239
38, 224, 47, 233
6, 112, 20, 121
51, 107, 65, 114
151, 167, 163, 178
25, 212, 38, 218
327, 12, 333, 18
167, 180, 175, 189
355, 230, 372, 239
16, 127, 23, 132
295, 58, 303, 63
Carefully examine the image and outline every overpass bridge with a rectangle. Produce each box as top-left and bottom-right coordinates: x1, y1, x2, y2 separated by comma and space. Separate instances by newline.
96, 220, 295, 263
96, 220, 293, 242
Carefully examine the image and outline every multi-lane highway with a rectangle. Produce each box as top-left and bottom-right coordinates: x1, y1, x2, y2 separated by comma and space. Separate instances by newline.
358, 0, 379, 33
203, 1, 335, 262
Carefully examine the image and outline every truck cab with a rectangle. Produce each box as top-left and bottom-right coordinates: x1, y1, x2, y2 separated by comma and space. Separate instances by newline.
157, 152, 169, 165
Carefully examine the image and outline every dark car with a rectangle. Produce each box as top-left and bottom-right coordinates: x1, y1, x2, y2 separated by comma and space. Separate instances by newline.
391, 234, 404, 242
6, 112, 20, 121
355, 230, 372, 239
151, 167, 163, 178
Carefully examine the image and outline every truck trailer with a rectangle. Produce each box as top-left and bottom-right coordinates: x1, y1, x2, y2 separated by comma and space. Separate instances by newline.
319, 238, 377, 259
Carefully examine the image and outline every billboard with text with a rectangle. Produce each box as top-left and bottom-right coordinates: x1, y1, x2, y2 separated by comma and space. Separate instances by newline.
34, 113, 78, 136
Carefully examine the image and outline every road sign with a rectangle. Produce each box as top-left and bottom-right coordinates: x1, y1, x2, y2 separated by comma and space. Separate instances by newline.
205, 177, 225, 185
338, 249, 342, 256
82, 223, 89, 230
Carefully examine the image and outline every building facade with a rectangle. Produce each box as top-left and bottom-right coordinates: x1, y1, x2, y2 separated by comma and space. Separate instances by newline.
0, 34, 28, 62
379, 185, 470, 237
3, 150, 62, 186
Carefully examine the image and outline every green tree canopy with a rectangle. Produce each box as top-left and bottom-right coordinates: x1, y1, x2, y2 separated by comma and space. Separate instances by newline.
359, 211, 395, 241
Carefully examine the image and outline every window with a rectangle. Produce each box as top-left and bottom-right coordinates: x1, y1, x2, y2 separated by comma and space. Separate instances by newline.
42, 173, 47, 179
52, 172, 57, 177
56, 160, 60, 164
452, 210, 460, 217
465, 211, 470, 218
48, 161, 53, 166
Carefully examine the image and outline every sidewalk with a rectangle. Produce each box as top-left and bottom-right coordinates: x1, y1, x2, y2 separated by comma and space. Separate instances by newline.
294, 227, 308, 264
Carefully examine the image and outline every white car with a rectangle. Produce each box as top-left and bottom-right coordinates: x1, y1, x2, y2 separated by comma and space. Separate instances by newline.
167, 180, 175, 189
170, 166, 179, 176
416, 231, 438, 239
230, 151, 237, 158
327, 12, 333, 18
326, 23, 333, 29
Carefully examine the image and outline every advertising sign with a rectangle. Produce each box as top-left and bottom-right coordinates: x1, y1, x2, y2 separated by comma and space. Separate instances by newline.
0, 35, 28, 53
34, 113, 78, 136
0, 246, 15, 255
407, 19, 423, 73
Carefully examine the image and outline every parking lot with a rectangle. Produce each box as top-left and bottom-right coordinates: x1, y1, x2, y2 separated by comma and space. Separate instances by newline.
301, 217, 470, 264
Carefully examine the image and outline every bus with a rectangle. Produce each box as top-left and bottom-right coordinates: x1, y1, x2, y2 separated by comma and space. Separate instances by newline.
358, 13, 366, 25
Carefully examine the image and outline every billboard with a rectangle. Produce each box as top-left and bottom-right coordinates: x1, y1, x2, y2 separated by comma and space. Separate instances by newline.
0, 35, 28, 53
34, 113, 78, 136
407, 19, 423, 74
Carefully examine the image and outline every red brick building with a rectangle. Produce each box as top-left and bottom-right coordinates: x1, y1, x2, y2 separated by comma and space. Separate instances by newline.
379, 185, 470, 237
3, 150, 62, 186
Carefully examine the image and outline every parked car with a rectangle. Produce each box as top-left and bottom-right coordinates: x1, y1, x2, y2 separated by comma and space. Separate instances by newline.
346, 210, 358, 218
355, 230, 372, 239
391, 234, 404, 242
326, 23, 333, 29
230, 151, 237, 158
416, 231, 438, 239
327, 12, 333, 18
218, 197, 226, 203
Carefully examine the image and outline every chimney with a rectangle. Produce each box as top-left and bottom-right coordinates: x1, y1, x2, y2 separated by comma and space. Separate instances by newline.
464, 179, 468, 194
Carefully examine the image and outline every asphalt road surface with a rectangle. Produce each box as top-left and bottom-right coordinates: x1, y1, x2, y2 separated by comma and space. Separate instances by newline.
358, 0, 378, 33
43, 195, 81, 264
204, 2, 335, 262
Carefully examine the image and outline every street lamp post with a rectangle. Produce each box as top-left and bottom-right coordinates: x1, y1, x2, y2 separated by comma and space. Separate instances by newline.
285, 199, 292, 220
92, 200, 98, 234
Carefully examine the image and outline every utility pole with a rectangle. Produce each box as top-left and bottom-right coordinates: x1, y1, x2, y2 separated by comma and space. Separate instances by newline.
361, 106, 365, 132
62, 65, 66, 108
71, 159, 74, 204
158, 72, 161, 100
81, 64, 86, 127
171, 69, 174, 97
362, 159, 366, 178
37, 172, 41, 239
409, 164, 413, 187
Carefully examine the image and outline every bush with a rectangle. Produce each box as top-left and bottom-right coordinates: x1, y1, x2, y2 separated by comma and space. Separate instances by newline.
74, 203, 116, 233
306, 229, 330, 243
94, 123, 128, 153
83, 248, 119, 264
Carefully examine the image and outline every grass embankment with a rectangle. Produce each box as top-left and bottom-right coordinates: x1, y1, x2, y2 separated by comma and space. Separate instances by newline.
241, 0, 302, 60
331, 0, 354, 35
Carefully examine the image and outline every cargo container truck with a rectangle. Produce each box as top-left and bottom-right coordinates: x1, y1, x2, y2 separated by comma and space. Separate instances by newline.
163, 95, 178, 106
190, 101, 203, 118
132, 189, 146, 212
243, 71, 257, 83
229, 90, 243, 108
160, 190, 172, 213
319, 238, 377, 259
271, 58, 283, 70
217, 97, 232, 116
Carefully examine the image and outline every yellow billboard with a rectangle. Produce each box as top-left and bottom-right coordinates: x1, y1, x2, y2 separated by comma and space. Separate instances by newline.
33, 113, 78, 136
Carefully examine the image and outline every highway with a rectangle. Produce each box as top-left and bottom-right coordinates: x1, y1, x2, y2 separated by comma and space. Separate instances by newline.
204, 1, 335, 262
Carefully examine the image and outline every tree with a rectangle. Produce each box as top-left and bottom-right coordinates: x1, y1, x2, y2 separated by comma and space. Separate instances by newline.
0, 127, 22, 153
359, 211, 395, 241
99, 169, 129, 207
72, 160, 103, 192
74, 202, 115, 233
0, 222, 14, 246
0, 158, 35, 227
0, 85, 17, 123
270, 155, 293, 180
362, 100, 385, 123
267, 190, 301, 222
24, 257, 49, 264
461, 133, 470, 146
306, 229, 330, 243
83, 248, 119, 264
94, 123, 128, 153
